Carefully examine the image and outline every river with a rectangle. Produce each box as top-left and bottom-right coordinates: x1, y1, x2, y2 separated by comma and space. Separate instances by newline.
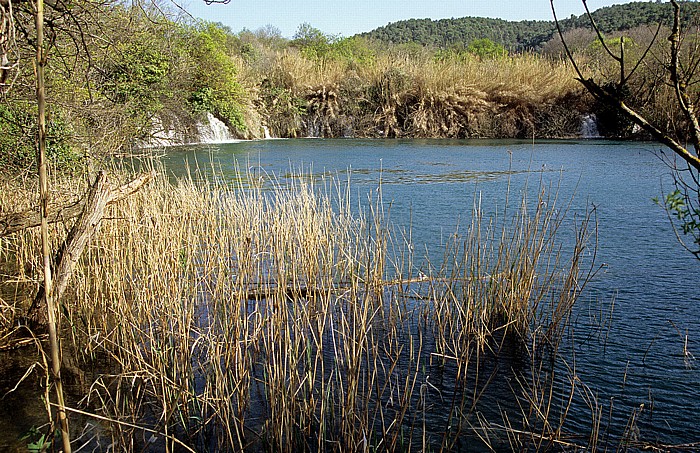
150, 138, 700, 448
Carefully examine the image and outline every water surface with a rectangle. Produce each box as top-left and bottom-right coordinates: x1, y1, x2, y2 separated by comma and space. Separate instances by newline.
154, 138, 700, 447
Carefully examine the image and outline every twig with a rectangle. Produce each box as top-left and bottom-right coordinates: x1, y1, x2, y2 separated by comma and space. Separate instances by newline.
49, 403, 198, 453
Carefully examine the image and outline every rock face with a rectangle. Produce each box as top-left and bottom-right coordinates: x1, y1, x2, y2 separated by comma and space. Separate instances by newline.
142, 96, 596, 148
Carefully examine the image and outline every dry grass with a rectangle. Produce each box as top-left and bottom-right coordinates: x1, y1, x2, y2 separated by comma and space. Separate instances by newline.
243, 48, 584, 139
0, 163, 599, 451
0, 170, 93, 337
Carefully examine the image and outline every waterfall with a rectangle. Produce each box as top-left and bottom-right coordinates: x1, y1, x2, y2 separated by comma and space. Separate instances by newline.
263, 125, 272, 139
306, 119, 322, 138
580, 114, 600, 138
197, 112, 236, 143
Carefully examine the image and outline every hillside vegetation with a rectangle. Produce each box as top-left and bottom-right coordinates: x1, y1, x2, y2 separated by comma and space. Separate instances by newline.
361, 1, 700, 51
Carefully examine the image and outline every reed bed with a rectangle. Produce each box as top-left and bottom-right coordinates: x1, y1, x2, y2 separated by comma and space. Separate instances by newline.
244, 49, 584, 139
0, 170, 92, 337
1, 164, 599, 451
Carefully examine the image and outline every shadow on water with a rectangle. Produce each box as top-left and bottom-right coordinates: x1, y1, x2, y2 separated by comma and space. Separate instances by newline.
0, 349, 48, 452
0, 342, 112, 451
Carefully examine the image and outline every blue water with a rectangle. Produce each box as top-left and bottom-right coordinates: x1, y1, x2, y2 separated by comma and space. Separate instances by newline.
155, 138, 700, 448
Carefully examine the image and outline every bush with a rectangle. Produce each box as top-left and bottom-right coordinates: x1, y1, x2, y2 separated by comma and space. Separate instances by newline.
0, 104, 35, 171
467, 38, 508, 59
0, 104, 81, 172
103, 42, 170, 111
187, 22, 247, 133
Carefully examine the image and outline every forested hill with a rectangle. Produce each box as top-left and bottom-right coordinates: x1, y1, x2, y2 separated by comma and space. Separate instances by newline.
359, 1, 700, 51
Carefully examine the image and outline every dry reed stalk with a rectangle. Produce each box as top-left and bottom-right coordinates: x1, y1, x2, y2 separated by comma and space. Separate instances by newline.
243, 47, 583, 138
0, 161, 601, 451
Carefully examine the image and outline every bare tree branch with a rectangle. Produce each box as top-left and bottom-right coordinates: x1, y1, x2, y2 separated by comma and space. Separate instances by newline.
582, 0, 621, 64
669, 0, 700, 155
552, 0, 700, 172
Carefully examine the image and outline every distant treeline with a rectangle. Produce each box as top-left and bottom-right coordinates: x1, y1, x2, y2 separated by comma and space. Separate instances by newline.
359, 1, 700, 51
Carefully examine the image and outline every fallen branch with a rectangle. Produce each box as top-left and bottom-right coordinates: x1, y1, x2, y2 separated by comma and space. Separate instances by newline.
234, 273, 499, 301
1, 170, 156, 237
27, 170, 156, 327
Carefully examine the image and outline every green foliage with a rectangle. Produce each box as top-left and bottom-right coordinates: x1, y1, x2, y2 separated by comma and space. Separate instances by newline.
292, 24, 376, 67
0, 104, 80, 172
104, 42, 170, 111
467, 38, 507, 59
0, 104, 35, 171
45, 113, 82, 169
656, 189, 700, 250
293, 23, 329, 49
292, 23, 334, 60
435, 39, 507, 61
361, 16, 551, 51
21, 427, 54, 453
262, 83, 306, 115
238, 41, 261, 63
360, 2, 700, 51
561, 1, 699, 32
589, 35, 636, 52
189, 86, 216, 114
327, 37, 377, 66
186, 21, 247, 132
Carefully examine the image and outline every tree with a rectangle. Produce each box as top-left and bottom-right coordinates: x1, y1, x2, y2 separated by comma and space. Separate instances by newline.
293, 23, 329, 49
186, 21, 247, 132
552, 0, 700, 257
467, 38, 507, 59
1, 2, 160, 451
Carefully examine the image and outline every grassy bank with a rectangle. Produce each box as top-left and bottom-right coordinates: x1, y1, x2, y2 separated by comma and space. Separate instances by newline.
243, 48, 585, 139
0, 164, 602, 451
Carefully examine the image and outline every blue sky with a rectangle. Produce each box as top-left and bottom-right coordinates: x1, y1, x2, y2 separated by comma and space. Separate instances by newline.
179, 0, 639, 38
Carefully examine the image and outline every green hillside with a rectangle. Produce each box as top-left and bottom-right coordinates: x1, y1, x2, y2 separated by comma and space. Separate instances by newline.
359, 1, 700, 51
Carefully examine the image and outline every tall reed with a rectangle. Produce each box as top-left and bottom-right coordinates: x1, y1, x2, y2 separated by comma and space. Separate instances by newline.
1, 164, 600, 451
244, 48, 584, 139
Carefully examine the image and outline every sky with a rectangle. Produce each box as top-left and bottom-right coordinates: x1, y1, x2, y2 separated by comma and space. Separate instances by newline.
179, 0, 640, 39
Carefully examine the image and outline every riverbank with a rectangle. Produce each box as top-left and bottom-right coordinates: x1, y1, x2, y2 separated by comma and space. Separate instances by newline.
138, 50, 593, 147
237, 51, 589, 141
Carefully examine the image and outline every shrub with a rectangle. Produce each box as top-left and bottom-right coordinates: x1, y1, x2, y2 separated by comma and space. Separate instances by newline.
0, 104, 81, 172
103, 42, 170, 111
467, 38, 508, 59
186, 22, 247, 133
